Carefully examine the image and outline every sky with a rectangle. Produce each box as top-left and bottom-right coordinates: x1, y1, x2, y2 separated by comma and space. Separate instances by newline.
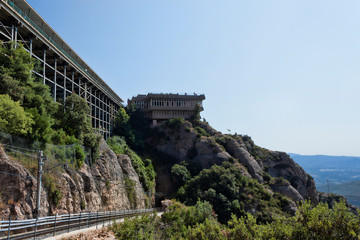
26, 0, 360, 156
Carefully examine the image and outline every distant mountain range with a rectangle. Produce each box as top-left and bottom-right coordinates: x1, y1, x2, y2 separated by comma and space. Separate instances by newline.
289, 153, 360, 207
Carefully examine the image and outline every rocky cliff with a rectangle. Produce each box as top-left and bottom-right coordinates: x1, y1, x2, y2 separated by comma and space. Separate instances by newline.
148, 119, 318, 210
0, 117, 346, 220
0, 139, 148, 219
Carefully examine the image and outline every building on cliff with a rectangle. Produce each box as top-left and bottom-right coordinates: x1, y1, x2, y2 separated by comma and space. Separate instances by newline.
128, 93, 205, 125
0, 0, 123, 139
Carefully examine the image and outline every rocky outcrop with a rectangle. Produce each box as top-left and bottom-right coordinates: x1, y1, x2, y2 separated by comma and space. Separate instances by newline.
263, 151, 318, 204
224, 137, 263, 182
270, 182, 304, 203
0, 147, 48, 219
0, 139, 147, 219
195, 121, 219, 136
319, 192, 358, 215
156, 121, 197, 160
192, 137, 232, 169
151, 120, 318, 207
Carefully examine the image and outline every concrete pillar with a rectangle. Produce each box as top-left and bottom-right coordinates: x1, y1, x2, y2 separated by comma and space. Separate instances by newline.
94, 90, 98, 132
97, 91, 100, 134
42, 49, 46, 84
84, 82, 87, 100
63, 65, 66, 105
53, 58, 57, 102
14, 26, 17, 48
107, 98, 110, 139
102, 94, 105, 137
11, 25, 14, 41
88, 86, 92, 117
71, 72, 75, 93
29, 38, 32, 57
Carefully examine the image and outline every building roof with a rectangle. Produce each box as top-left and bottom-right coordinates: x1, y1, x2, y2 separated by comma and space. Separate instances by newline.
131, 93, 206, 100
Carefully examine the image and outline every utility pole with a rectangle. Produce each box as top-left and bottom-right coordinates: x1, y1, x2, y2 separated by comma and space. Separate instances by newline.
35, 151, 44, 218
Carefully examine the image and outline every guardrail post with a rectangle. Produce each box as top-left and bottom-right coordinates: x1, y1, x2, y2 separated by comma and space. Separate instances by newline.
67, 212, 70, 233
78, 212, 81, 229
102, 211, 105, 228
33, 216, 38, 240
87, 211, 90, 228
53, 213, 57, 236
7, 216, 11, 240
96, 211, 98, 229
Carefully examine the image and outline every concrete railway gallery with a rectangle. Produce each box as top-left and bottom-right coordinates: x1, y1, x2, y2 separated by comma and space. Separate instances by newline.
0, 0, 123, 139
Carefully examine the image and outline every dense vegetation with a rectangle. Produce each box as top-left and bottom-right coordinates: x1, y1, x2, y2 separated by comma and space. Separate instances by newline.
0, 42, 100, 206
107, 105, 160, 194
175, 162, 292, 223
0, 42, 100, 164
111, 199, 360, 240
107, 135, 155, 193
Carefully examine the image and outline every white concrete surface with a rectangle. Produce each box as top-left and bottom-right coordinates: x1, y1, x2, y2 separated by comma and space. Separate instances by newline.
44, 212, 162, 240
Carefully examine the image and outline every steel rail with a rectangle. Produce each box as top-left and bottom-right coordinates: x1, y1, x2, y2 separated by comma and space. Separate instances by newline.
0, 208, 159, 240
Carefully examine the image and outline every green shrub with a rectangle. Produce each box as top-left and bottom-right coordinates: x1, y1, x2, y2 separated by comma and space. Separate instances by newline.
107, 136, 127, 154
194, 126, 209, 137
111, 213, 159, 240
0, 94, 33, 135
105, 180, 111, 190
80, 200, 85, 210
124, 177, 137, 208
74, 144, 85, 170
43, 173, 62, 206
124, 148, 155, 192
214, 136, 227, 147
165, 117, 184, 129
270, 177, 290, 186
186, 218, 226, 240
111, 200, 360, 239
262, 172, 272, 183
171, 164, 191, 187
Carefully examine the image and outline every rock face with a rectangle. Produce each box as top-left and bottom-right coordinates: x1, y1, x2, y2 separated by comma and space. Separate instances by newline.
150, 120, 318, 206
192, 137, 232, 170
0, 139, 147, 219
0, 147, 48, 219
319, 192, 358, 215
156, 121, 197, 160
263, 151, 318, 204
270, 182, 304, 203
224, 137, 263, 182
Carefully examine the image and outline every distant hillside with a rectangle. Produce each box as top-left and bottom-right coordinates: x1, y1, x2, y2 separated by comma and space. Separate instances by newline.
290, 153, 360, 206
317, 181, 360, 207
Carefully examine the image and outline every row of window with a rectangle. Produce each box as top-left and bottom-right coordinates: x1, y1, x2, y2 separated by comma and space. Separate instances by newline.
152, 110, 193, 117
150, 99, 198, 107
134, 100, 146, 108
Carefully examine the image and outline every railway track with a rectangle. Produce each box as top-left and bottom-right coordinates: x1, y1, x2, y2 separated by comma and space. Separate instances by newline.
0, 208, 157, 240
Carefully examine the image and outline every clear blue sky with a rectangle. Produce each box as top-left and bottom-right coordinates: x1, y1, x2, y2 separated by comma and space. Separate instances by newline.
26, 0, 360, 156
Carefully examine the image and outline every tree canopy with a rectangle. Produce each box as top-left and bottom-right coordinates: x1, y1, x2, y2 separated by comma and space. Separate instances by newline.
0, 42, 101, 162
0, 94, 33, 135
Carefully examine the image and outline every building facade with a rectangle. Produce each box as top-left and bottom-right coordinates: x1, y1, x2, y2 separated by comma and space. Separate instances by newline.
0, 0, 123, 139
128, 93, 205, 125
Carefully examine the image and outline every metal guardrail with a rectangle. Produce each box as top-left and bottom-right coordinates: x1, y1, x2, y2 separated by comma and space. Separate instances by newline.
0, 208, 158, 240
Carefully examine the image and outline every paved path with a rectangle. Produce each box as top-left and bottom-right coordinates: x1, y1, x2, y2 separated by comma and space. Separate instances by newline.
44, 213, 163, 240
